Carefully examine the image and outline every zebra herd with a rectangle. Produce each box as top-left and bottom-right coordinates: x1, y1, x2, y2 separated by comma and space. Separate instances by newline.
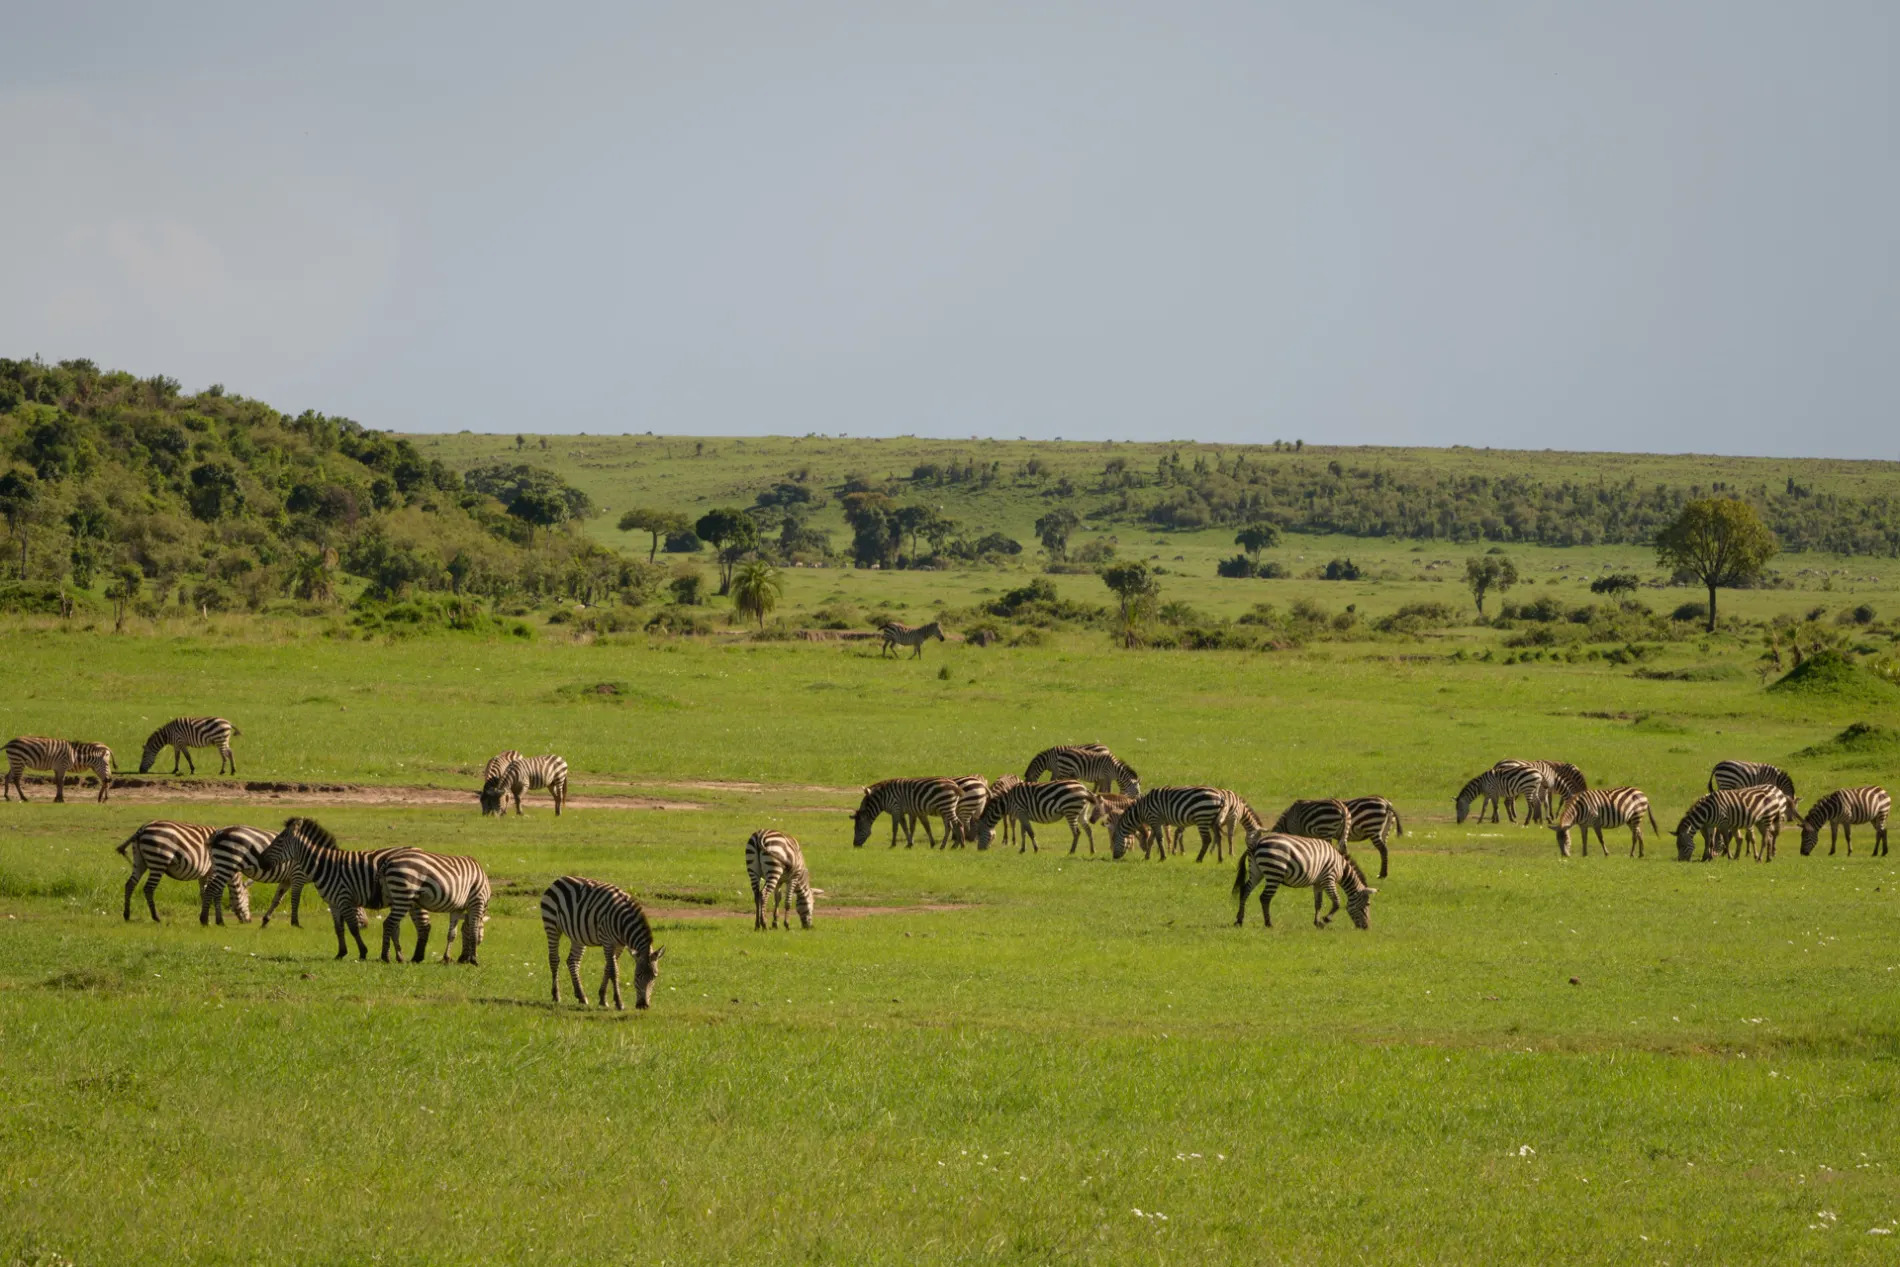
3, 718, 241, 805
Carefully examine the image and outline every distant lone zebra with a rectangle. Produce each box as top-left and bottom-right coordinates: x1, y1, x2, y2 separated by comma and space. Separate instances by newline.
1343, 796, 1403, 879
851, 778, 964, 848
1024, 744, 1140, 797
540, 875, 667, 1009
1109, 787, 1226, 861
747, 829, 815, 930
880, 620, 945, 658
1455, 765, 1545, 824
975, 779, 1096, 853
1799, 787, 1891, 857
1708, 760, 1798, 809
140, 717, 239, 776
116, 820, 216, 922
4, 736, 112, 803
483, 754, 569, 816
1233, 832, 1377, 929
1553, 788, 1656, 858
378, 848, 492, 963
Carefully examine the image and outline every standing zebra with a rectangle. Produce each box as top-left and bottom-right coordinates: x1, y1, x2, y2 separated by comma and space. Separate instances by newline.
483, 753, 569, 816
949, 775, 991, 845
1270, 799, 1354, 853
1708, 760, 1799, 809
256, 817, 398, 959
116, 820, 217, 922
1799, 787, 1891, 857
1343, 796, 1403, 879
988, 774, 1024, 849
880, 619, 946, 658
1552, 788, 1656, 858
974, 779, 1097, 853
1088, 792, 1155, 856
199, 824, 291, 926
1490, 760, 1584, 823
378, 848, 492, 963
4, 736, 112, 803
1673, 789, 1789, 863
1024, 744, 1140, 796
540, 875, 667, 1009
746, 829, 815, 929
1233, 832, 1378, 929
1201, 789, 1263, 863
483, 750, 522, 781
1455, 765, 1545, 824
139, 717, 239, 775
1109, 787, 1226, 861
851, 777, 964, 848
479, 749, 523, 812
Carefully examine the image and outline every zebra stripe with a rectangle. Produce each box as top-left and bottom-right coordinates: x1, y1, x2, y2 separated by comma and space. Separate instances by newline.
200, 824, 297, 926
988, 774, 1024, 848
1199, 789, 1263, 863
1270, 799, 1353, 853
1343, 796, 1403, 879
951, 775, 991, 831
1799, 786, 1891, 857
1490, 760, 1585, 823
5, 736, 112, 803
747, 829, 814, 930
1673, 788, 1790, 862
378, 848, 492, 964
540, 875, 666, 1009
1109, 787, 1225, 861
1553, 788, 1656, 858
1455, 766, 1545, 824
257, 817, 398, 958
975, 779, 1096, 853
1708, 760, 1799, 808
139, 717, 239, 776
116, 820, 216, 922
1025, 745, 1140, 796
879, 620, 946, 658
483, 750, 523, 781
483, 754, 569, 816
1233, 832, 1377, 929
851, 778, 964, 848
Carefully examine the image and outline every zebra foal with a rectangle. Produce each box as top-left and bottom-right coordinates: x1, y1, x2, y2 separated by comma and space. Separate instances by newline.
139, 717, 239, 776
541, 875, 666, 1009
1799, 787, 1891, 857
747, 829, 814, 929
1233, 832, 1377, 929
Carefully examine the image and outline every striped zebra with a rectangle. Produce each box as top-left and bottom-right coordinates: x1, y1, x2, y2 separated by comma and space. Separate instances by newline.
1270, 799, 1353, 853
199, 824, 295, 926
988, 774, 1024, 849
139, 717, 239, 776
1108, 787, 1225, 861
880, 619, 946, 658
1088, 792, 1154, 856
116, 820, 216, 922
378, 848, 492, 964
1552, 788, 1656, 858
483, 750, 522, 781
1343, 796, 1403, 879
1490, 760, 1583, 823
950, 775, 991, 843
1673, 788, 1789, 863
479, 749, 523, 812
747, 829, 815, 929
1025, 744, 1140, 796
540, 875, 667, 1009
974, 779, 1096, 853
482, 754, 570, 816
851, 777, 964, 848
1455, 765, 1545, 824
1199, 789, 1264, 863
1233, 832, 1378, 929
1799, 786, 1891, 857
4, 736, 112, 803
257, 817, 397, 958
1708, 760, 1799, 809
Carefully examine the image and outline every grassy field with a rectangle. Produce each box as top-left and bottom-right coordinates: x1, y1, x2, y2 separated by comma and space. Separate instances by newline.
3, 624, 1899, 1263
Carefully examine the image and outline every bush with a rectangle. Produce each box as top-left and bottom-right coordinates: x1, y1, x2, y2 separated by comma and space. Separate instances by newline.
1375, 601, 1458, 635
1670, 601, 1709, 623
645, 608, 711, 635
669, 568, 705, 606
1320, 558, 1361, 581
662, 530, 702, 553
1216, 554, 1257, 578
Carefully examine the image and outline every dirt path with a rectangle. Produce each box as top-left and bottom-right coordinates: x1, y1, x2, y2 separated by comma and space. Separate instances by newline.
644, 902, 975, 921
24, 777, 703, 812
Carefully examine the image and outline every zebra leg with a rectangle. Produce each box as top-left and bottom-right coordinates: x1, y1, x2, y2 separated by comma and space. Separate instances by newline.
1067, 813, 1083, 854
200, 877, 218, 925
920, 816, 939, 848
1258, 882, 1277, 928
220, 743, 234, 775
752, 878, 767, 930
409, 909, 432, 964
1373, 837, 1390, 879
182, 747, 196, 775
1022, 818, 1038, 854
1844, 823, 1853, 857
1195, 826, 1217, 864
142, 872, 163, 922
566, 943, 590, 1005
53, 769, 65, 803
600, 947, 623, 1010
122, 865, 142, 921
331, 909, 352, 958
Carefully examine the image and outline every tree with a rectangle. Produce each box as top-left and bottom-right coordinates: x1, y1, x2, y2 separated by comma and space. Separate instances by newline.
105, 565, 141, 632
840, 492, 900, 569
1035, 508, 1080, 561
894, 505, 940, 561
509, 488, 569, 545
293, 549, 338, 602
1655, 498, 1778, 633
730, 560, 785, 629
694, 508, 759, 594
1235, 522, 1280, 558
0, 469, 40, 579
618, 507, 691, 562
66, 498, 108, 589
1100, 560, 1160, 648
1464, 554, 1519, 616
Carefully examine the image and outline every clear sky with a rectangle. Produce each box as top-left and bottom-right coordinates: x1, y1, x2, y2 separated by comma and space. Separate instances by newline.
3, 1, 1895, 456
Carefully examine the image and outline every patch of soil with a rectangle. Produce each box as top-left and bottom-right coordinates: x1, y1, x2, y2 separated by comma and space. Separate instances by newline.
645, 902, 976, 921
18, 775, 702, 811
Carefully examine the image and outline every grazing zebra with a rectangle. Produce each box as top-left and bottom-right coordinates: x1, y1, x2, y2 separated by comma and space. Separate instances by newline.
1024, 744, 1140, 796
1343, 796, 1403, 879
1799, 787, 1892, 857
1673, 789, 1789, 863
139, 717, 239, 775
1552, 788, 1656, 858
1233, 832, 1378, 929
949, 775, 991, 844
975, 779, 1096, 853
747, 829, 815, 929
1270, 799, 1354, 853
482, 750, 522, 781
1109, 787, 1226, 861
1708, 760, 1799, 809
988, 774, 1024, 848
116, 820, 217, 922
256, 817, 397, 958
482, 753, 570, 816
479, 749, 523, 811
1198, 789, 1264, 863
4, 736, 112, 803
1088, 792, 1155, 856
851, 777, 964, 848
1455, 765, 1545, 824
378, 848, 492, 963
880, 619, 946, 658
199, 824, 294, 926
540, 875, 666, 1009
1490, 760, 1584, 823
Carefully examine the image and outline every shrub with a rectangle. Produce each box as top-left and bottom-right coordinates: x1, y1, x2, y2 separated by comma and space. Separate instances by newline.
1216, 554, 1257, 578
1320, 558, 1361, 581
1670, 601, 1709, 623
645, 608, 710, 635
662, 529, 702, 553
1375, 601, 1458, 635
669, 567, 705, 606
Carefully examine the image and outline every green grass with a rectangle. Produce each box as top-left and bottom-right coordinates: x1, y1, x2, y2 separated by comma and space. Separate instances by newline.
3, 630, 1899, 1263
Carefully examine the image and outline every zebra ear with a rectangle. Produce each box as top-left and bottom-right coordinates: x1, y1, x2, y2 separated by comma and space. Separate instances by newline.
648, 945, 666, 963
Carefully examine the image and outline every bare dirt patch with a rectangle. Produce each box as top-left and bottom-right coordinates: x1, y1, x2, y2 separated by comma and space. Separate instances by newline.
22, 776, 702, 812
645, 902, 976, 921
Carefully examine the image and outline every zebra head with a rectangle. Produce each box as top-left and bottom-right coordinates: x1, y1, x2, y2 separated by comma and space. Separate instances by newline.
479, 780, 506, 816
138, 729, 166, 774
1798, 808, 1825, 856
850, 792, 877, 848
793, 885, 814, 930
1551, 800, 1580, 855
1454, 777, 1483, 824
1108, 813, 1136, 860
1116, 763, 1140, 797
633, 944, 666, 1009
972, 797, 1008, 850
1338, 855, 1376, 929
1672, 815, 1700, 862
262, 816, 333, 871
229, 877, 253, 924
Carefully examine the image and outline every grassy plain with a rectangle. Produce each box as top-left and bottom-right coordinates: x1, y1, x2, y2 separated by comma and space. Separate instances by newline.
3, 621, 1899, 1263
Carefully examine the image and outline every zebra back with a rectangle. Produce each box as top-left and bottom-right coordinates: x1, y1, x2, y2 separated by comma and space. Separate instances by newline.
117, 820, 217, 879
6, 736, 74, 772
1112, 787, 1223, 857
1270, 798, 1352, 848
483, 750, 523, 781
1709, 760, 1797, 804
746, 829, 814, 927
1344, 796, 1402, 842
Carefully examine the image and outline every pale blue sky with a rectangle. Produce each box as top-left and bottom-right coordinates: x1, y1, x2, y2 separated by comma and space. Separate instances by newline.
2, 1, 1895, 456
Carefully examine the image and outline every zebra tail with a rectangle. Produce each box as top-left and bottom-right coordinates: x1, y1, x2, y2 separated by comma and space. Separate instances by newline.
1647, 805, 1659, 830
1231, 846, 1249, 896
1391, 808, 1405, 836
114, 830, 139, 856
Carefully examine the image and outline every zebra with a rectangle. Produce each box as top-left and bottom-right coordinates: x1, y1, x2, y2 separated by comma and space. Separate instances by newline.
1233, 832, 1378, 930
116, 820, 216, 922
950, 775, 991, 845
747, 829, 815, 929
1024, 744, 1140, 796
988, 774, 1024, 848
1343, 796, 1403, 879
377, 848, 492, 964
1490, 760, 1584, 823
974, 779, 1096, 853
1087, 792, 1156, 857
1455, 765, 1545, 824
1552, 788, 1657, 858
139, 717, 239, 776
482, 753, 569, 816
482, 750, 522, 781
851, 777, 964, 848
1708, 760, 1799, 810
1201, 789, 1264, 863
1270, 799, 1354, 854
4, 736, 112, 803
1799, 787, 1891, 857
1108, 787, 1226, 861
1673, 789, 1789, 863
199, 824, 298, 926
880, 619, 946, 658
256, 817, 398, 958
540, 875, 666, 1009
479, 750, 523, 813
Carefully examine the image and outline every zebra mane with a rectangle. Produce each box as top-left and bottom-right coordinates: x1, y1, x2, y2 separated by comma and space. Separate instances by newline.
1456, 775, 1483, 801
285, 816, 338, 852
1341, 851, 1370, 888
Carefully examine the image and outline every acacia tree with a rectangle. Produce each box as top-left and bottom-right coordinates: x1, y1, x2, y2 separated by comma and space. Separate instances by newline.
1464, 554, 1518, 616
1035, 508, 1080, 561
1100, 560, 1160, 648
1655, 498, 1777, 633
618, 507, 690, 562
730, 560, 784, 629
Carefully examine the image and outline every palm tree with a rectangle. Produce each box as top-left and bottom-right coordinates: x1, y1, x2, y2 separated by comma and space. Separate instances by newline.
730, 560, 784, 630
